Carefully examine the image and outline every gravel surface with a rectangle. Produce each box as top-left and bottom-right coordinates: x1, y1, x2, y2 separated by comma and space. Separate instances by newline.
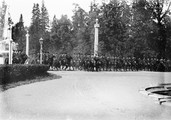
0, 71, 171, 120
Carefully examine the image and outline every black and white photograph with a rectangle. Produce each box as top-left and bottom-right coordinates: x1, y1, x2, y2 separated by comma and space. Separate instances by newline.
0, 0, 171, 120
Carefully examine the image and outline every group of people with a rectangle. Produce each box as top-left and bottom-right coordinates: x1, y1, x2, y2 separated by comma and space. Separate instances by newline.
3, 52, 171, 72
3, 50, 28, 64
42, 53, 171, 72
12, 50, 28, 64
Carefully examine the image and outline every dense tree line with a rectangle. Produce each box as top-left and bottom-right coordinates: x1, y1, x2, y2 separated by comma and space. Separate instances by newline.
1, 0, 171, 60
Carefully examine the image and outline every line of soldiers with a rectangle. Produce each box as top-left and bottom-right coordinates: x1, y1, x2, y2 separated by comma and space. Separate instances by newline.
3, 50, 28, 64
49, 54, 171, 72
12, 50, 28, 64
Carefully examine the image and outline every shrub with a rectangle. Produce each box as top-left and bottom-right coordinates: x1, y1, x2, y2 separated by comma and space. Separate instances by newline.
0, 65, 6, 84
0, 64, 50, 85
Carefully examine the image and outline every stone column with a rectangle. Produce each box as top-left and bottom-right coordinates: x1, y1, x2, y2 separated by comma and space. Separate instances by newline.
8, 25, 13, 64
94, 19, 100, 57
40, 44, 43, 64
39, 38, 43, 64
26, 30, 29, 57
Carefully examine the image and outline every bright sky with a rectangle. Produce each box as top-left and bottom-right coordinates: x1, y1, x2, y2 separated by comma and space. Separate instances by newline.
0, 0, 103, 26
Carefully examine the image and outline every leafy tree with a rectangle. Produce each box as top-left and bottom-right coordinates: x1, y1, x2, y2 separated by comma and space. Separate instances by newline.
146, 0, 171, 59
28, 2, 50, 55
0, 0, 7, 40
131, 0, 171, 59
131, 0, 155, 58
29, 3, 41, 55
50, 15, 73, 54
99, 0, 131, 56
12, 14, 26, 51
50, 15, 62, 53
72, 4, 91, 54
40, 0, 49, 32
40, 0, 50, 52
9, 0, 170, 60
164, 13, 171, 59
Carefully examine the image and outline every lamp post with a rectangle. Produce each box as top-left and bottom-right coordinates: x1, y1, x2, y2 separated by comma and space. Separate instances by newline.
39, 38, 43, 64
94, 19, 100, 57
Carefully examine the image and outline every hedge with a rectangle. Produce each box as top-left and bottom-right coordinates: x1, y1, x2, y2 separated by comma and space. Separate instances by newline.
0, 64, 50, 84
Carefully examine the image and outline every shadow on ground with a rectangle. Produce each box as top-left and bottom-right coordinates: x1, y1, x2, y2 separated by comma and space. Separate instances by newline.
0, 72, 62, 92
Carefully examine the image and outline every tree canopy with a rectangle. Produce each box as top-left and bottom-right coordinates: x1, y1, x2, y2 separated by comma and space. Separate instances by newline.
1, 0, 171, 59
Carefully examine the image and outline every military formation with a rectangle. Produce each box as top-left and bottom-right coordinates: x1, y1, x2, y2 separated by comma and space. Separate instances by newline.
39, 53, 171, 72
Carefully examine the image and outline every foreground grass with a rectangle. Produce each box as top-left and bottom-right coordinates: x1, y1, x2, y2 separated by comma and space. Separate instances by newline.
0, 72, 61, 92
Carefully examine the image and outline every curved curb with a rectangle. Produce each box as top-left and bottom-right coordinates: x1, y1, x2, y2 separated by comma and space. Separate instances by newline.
139, 84, 171, 106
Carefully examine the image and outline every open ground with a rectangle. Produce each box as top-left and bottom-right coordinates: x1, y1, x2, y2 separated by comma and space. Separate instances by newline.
0, 71, 171, 120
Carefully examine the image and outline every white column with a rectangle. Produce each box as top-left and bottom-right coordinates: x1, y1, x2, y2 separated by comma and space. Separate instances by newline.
40, 43, 43, 64
94, 19, 100, 57
26, 31, 29, 57
39, 38, 43, 64
8, 25, 13, 64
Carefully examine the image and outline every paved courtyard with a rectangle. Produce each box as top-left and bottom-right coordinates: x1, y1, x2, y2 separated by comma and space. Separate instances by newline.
0, 71, 171, 120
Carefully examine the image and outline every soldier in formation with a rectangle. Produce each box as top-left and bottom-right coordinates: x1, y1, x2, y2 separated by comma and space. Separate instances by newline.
28, 52, 171, 72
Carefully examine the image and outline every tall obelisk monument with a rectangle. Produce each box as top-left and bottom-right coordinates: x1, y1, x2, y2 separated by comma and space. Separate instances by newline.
94, 19, 99, 57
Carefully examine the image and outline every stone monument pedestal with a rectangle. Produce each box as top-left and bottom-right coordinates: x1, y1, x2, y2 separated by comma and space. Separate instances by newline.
0, 56, 4, 64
